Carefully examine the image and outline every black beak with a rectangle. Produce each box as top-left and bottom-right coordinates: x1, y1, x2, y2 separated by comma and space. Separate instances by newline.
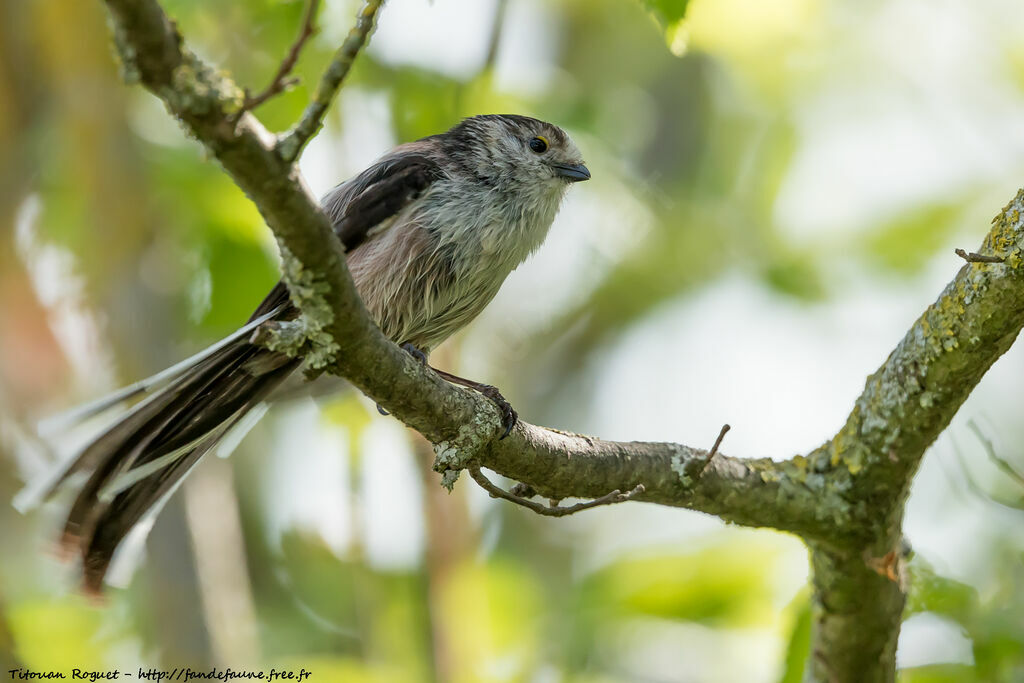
551, 162, 591, 182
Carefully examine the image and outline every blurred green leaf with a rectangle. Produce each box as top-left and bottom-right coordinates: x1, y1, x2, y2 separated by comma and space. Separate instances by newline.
761, 250, 825, 300
899, 664, 979, 683
9, 599, 114, 671
436, 558, 543, 682
637, 0, 692, 31
322, 394, 374, 465
906, 559, 978, 625
578, 541, 783, 626
277, 530, 362, 635
778, 589, 812, 683
862, 200, 970, 275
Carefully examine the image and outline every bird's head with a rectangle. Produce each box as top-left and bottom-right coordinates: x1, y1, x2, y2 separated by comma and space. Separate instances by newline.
443, 114, 590, 193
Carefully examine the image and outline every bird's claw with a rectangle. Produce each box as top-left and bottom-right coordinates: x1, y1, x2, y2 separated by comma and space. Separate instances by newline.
478, 384, 518, 439
401, 343, 429, 365
395, 347, 517, 439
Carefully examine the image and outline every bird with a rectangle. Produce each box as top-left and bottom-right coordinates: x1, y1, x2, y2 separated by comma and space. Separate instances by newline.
43, 114, 590, 593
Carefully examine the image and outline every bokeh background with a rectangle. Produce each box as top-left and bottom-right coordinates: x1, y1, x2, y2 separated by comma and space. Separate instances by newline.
3, 0, 1024, 680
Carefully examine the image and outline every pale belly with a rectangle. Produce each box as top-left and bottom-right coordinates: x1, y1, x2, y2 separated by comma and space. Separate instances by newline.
345, 181, 561, 353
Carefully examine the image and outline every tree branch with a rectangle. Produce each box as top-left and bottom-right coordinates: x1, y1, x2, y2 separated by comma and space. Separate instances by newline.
955, 247, 1005, 264
237, 0, 321, 116
96, 1, 1024, 680
277, 0, 384, 162
468, 466, 644, 516
802, 196, 1024, 680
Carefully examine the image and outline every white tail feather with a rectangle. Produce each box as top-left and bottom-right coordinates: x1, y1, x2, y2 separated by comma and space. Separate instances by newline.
36, 307, 283, 437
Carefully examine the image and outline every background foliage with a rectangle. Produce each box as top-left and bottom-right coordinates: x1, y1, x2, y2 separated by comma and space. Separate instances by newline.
3, 0, 1024, 680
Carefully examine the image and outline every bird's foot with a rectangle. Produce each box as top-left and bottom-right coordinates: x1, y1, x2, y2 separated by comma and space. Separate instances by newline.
432, 368, 518, 439
477, 383, 518, 439
401, 343, 429, 365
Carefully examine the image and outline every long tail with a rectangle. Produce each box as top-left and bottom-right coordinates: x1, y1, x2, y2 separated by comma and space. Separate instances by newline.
50, 295, 300, 593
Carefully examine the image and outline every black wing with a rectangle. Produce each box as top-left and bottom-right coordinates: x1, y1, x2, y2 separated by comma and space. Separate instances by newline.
249, 149, 443, 321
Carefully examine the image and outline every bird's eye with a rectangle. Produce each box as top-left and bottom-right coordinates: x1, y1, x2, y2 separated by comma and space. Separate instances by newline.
528, 136, 549, 154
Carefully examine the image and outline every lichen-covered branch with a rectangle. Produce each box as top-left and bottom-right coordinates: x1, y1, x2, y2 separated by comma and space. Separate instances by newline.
802, 194, 1024, 680
808, 541, 906, 683
95, 1, 1024, 680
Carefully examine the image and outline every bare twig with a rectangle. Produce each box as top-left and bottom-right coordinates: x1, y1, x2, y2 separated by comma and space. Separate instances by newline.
955, 248, 1005, 264
237, 0, 321, 117
968, 419, 1024, 487
952, 448, 1024, 512
481, 0, 509, 73
468, 467, 644, 517
277, 0, 384, 162
686, 423, 730, 480
708, 423, 730, 459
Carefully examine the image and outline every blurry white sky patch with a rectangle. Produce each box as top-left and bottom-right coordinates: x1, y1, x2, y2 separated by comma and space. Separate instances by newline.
14, 195, 116, 402
264, 400, 423, 569
264, 400, 352, 555
586, 272, 929, 454
612, 619, 782, 683
359, 418, 426, 569
370, 0, 499, 80
898, 612, 974, 669
299, 89, 396, 197
491, 0, 560, 96
776, 0, 1024, 239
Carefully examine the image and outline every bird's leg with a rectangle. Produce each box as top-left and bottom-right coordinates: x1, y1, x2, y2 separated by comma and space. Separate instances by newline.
430, 368, 518, 439
378, 344, 431, 415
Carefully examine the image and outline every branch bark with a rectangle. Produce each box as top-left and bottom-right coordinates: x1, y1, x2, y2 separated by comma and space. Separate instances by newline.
96, 1, 1024, 680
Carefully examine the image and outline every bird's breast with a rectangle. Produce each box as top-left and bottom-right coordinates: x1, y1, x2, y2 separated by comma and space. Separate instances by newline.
348, 179, 562, 350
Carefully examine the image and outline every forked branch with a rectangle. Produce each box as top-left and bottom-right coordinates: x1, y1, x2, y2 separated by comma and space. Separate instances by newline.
237, 0, 321, 116
468, 466, 645, 517
277, 0, 385, 161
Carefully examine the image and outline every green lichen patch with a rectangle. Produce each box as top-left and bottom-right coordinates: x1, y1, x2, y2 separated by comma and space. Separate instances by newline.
669, 444, 705, 487
439, 468, 461, 491
109, 20, 141, 85
253, 320, 309, 357
431, 409, 501, 490
158, 49, 244, 119
278, 245, 342, 370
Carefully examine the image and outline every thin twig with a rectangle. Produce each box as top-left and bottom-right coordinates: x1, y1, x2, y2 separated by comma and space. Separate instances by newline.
955, 248, 1005, 264
236, 0, 321, 118
277, 0, 384, 162
708, 423, 730, 459
689, 423, 730, 480
968, 419, 1024, 487
481, 0, 509, 73
952, 447, 1024, 512
467, 467, 644, 517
